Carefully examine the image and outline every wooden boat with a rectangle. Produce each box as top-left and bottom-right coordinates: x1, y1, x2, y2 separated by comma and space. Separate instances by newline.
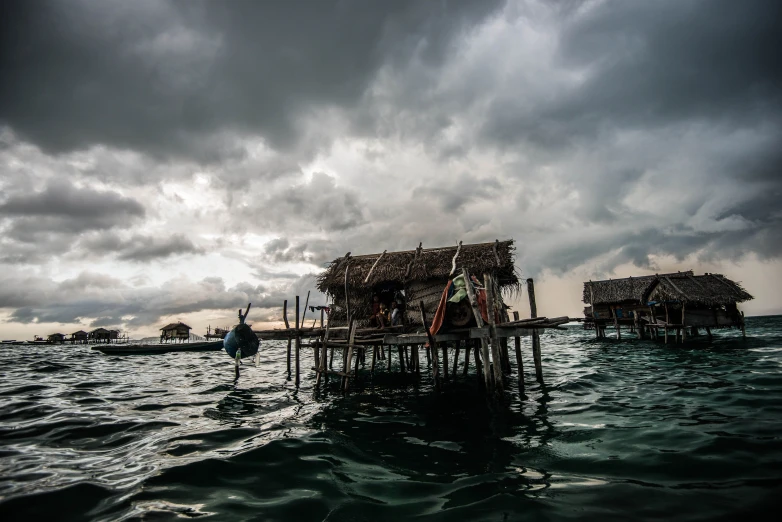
92, 340, 224, 355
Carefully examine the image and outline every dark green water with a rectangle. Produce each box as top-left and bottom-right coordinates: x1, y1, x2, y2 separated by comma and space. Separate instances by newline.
1, 316, 781, 521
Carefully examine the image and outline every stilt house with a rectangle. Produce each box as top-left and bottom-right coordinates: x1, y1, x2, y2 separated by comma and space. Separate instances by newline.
47, 333, 65, 344
316, 240, 519, 328
583, 272, 753, 339
89, 328, 112, 343
70, 330, 88, 344
160, 322, 192, 342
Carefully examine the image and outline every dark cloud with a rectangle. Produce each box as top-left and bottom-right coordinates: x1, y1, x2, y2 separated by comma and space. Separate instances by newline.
78, 232, 203, 262
0, 0, 504, 162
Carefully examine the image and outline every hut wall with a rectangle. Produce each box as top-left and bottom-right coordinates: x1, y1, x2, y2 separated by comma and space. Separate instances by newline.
405, 279, 449, 326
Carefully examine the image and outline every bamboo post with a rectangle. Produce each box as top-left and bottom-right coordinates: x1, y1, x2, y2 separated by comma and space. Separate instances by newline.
462, 339, 470, 376
442, 344, 449, 380
513, 311, 524, 390
741, 311, 746, 339
664, 303, 669, 344
283, 300, 292, 379
370, 346, 377, 374
463, 269, 492, 391
414, 345, 420, 374
527, 278, 543, 383
611, 306, 621, 340
316, 310, 331, 387
388, 342, 393, 371
343, 320, 356, 390
419, 301, 440, 389
485, 274, 504, 393
398, 345, 406, 372
681, 303, 687, 342
295, 295, 301, 387
453, 340, 460, 377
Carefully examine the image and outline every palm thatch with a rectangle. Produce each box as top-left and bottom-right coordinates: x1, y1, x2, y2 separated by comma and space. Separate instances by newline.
649, 273, 753, 306
583, 271, 753, 306
316, 240, 518, 292
317, 240, 519, 326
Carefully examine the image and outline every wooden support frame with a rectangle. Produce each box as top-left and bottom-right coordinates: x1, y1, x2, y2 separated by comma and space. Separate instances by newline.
419, 301, 440, 390
485, 273, 504, 393
463, 268, 493, 391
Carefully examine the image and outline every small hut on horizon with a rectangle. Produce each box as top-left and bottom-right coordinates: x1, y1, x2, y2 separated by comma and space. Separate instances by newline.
71, 330, 88, 344
47, 333, 65, 344
316, 240, 520, 328
583, 271, 753, 341
160, 322, 192, 343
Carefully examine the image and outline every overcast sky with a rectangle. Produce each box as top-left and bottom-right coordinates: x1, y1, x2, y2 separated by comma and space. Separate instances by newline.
1, 0, 780, 339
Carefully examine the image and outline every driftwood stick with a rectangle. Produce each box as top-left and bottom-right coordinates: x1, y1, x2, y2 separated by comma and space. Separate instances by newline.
419, 301, 440, 389
364, 250, 387, 284
485, 273, 504, 393
449, 241, 463, 276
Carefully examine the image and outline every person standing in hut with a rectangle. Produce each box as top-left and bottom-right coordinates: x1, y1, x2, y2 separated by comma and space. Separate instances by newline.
391, 301, 402, 326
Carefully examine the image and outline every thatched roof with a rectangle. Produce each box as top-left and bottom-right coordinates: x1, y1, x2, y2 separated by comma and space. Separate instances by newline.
90, 328, 111, 334
583, 271, 753, 306
650, 273, 753, 306
316, 240, 518, 293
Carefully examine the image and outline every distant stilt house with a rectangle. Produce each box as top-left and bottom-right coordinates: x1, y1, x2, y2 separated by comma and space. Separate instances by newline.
47, 333, 65, 344
89, 328, 112, 344
316, 240, 519, 328
109, 330, 120, 342
71, 330, 88, 344
160, 322, 192, 343
584, 271, 753, 342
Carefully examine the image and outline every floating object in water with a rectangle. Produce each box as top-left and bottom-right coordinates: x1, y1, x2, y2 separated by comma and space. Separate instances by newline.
224, 303, 260, 378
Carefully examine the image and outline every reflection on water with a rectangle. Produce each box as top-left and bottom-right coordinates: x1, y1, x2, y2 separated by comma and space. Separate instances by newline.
1, 317, 781, 520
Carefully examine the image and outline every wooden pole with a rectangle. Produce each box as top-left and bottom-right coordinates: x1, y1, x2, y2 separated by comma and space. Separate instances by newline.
485, 273, 504, 393
419, 301, 440, 390
664, 303, 669, 344
343, 320, 356, 390
370, 346, 377, 374
462, 339, 470, 376
741, 311, 746, 339
612, 306, 621, 340
526, 278, 543, 383
706, 326, 712, 340
453, 340, 460, 377
442, 344, 449, 380
283, 299, 291, 378
513, 311, 524, 390
295, 295, 300, 387
463, 269, 492, 391
681, 303, 687, 342
398, 345, 406, 372
316, 310, 331, 387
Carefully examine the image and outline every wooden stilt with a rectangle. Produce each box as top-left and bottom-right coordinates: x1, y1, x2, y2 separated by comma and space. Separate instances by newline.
453, 340, 460, 377
611, 306, 621, 340
681, 303, 687, 342
316, 310, 331, 387
527, 278, 543, 383
473, 340, 482, 380
295, 296, 301, 387
388, 343, 393, 371
513, 311, 524, 390
485, 273, 504, 393
405, 345, 410, 368
462, 339, 470, 376
370, 346, 377, 374
664, 303, 669, 344
342, 320, 356, 391
419, 301, 440, 389
283, 299, 291, 378
741, 311, 746, 339
463, 269, 492, 391
706, 326, 712, 340
442, 344, 449, 381
398, 346, 406, 372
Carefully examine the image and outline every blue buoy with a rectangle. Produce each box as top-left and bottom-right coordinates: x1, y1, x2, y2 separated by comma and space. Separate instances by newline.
223, 323, 259, 359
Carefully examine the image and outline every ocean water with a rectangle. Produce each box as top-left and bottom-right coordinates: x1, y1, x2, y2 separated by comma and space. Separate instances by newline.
1, 316, 781, 521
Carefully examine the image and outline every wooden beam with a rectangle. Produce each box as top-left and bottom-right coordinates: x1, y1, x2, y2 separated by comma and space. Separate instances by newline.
364, 250, 387, 284
449, 241, 462, 276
